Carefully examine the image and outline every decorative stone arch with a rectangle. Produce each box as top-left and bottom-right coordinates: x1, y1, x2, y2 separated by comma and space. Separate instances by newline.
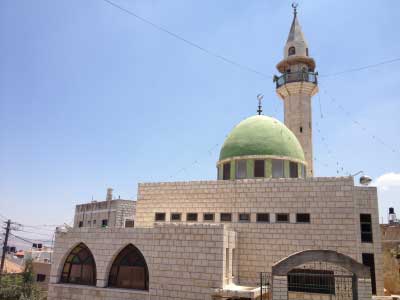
55, 241, 98, 283
272, 250, 370, 278
58, 242, 97, 285
269, 250, 372, 300
106, 243, 149, 290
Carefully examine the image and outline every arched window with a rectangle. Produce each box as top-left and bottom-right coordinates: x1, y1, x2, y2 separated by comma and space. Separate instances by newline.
108, 244, 149, 290
288, 46, 296, 56
60, 243, 96, 285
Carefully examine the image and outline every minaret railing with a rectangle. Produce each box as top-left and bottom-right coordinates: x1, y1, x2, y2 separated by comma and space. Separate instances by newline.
275, 71, 318, 89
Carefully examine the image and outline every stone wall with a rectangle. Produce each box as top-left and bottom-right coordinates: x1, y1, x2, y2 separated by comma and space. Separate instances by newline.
135, 177, 383, 295
73, 200, 136, 228
48, 223, 229, 300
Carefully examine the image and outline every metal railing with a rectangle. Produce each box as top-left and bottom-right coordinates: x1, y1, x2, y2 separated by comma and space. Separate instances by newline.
275, 71, 318, 88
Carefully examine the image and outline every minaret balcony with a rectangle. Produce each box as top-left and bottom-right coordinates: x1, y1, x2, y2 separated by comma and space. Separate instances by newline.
275, 71, 318, 89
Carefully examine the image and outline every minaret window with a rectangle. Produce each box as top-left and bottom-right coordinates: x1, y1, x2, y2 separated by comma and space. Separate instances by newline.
300, 126, 303, 133
254, 160, 265, 177
223, 163, 231, 180
306, 48, 309, 56
288, 46, 296, 56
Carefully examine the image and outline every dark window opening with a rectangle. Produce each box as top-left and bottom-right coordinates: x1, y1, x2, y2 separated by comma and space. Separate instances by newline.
286, 69, 291, 73
125, 220, 135, 228
171, 213, 181, 221
93, 220, 96, 225
78, 221, 83, 228
276, 213, 289, 223
254, 160, 265, 177
236, 160, 247, 179
36, 274, 46, 282
272, 159, 284, 178
360, 214, 373, 243
288, 46, 296, 56
306, 48, 309, 56
203, 213, 214, 221
300, 126, 303, 133
223, 163, 231, 180
257, 213, 270, 223
108, 244, 149, 290
60, 243, 96, 285
289, 162, 298, 178
155, 213, 166, 222
288, 269, 335, 294
296, 213, 310, 223
187, 213, 198, 222
362, 253, 376, 295
102, 219, 108, 227
220, 213, 232, 222
239, 213, 250, 222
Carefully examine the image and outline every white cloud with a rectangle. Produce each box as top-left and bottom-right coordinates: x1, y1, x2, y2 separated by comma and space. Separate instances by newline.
374, 172, 400, 191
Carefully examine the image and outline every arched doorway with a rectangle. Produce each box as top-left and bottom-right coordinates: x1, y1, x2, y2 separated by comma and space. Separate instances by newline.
268, 250, 372, 300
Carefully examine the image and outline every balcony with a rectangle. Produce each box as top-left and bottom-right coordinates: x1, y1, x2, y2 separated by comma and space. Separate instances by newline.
275, 71, 318, 89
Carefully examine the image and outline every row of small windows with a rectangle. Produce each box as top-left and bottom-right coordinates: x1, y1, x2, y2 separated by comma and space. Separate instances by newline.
60, 243, 149, 290
219, 159, 305, 180
155, 212, 311, 224
78, 219, 108, 228
78, 219, 135, 228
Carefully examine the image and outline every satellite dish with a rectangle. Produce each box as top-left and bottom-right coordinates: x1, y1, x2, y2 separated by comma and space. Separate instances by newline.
359, 175, 372, 186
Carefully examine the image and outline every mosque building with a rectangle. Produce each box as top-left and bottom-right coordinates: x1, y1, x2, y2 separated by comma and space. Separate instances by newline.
48, 6, 382, 300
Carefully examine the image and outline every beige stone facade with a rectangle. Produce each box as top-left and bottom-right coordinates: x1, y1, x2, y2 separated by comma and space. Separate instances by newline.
48, 177, 383, 300
73, 199, 136, 229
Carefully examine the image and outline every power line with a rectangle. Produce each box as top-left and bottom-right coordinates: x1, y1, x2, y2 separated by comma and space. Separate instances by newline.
320, 57, 400, 78
102, 0, 269, 79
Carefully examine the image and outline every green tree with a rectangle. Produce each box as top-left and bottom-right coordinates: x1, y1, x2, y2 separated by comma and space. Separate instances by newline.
0, 259, 45, 300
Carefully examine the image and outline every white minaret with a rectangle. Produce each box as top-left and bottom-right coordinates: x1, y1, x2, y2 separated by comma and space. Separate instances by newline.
275, 4, 318, 177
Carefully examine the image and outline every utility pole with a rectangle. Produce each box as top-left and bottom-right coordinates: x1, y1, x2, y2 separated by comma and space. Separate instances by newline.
0, 219, 11, 276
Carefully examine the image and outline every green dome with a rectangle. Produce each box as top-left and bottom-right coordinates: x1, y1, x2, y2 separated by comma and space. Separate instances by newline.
219, 115, 305, 162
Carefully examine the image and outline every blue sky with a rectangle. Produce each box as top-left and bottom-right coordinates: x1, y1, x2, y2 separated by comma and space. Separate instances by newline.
1, 0, 399, 244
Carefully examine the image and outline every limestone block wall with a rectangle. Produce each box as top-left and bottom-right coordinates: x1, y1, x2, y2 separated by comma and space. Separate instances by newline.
135, 177, 383, 295
48, 223, 228, 300
73, 200, 136, 228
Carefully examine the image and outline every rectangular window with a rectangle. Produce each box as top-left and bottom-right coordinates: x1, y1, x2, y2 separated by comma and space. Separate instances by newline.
238, 213, 250, 222
362, 253, 376, 295
236, 160, 247, 179
288, 269, 335, 295
125, 219, 135, 228
171, 213, 181, 221
87, 220, 91, 226
186, 213, 198, 222
289, 162, 298, 178
360, 214, 373, 243
254, 160, 265, 177
36, 274, 46, 282
102, 219, 108, 227
155, 213, 166, 222
272, 159, 284, 178
276, 213, 289, 223
223, 163, 231, 180
203, 213, 214, 221
296, 213, 310, 223
257, 213, 270, 223
78, 221, 83, 228
93, 220, 96, 225
220, 213, 232, 222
